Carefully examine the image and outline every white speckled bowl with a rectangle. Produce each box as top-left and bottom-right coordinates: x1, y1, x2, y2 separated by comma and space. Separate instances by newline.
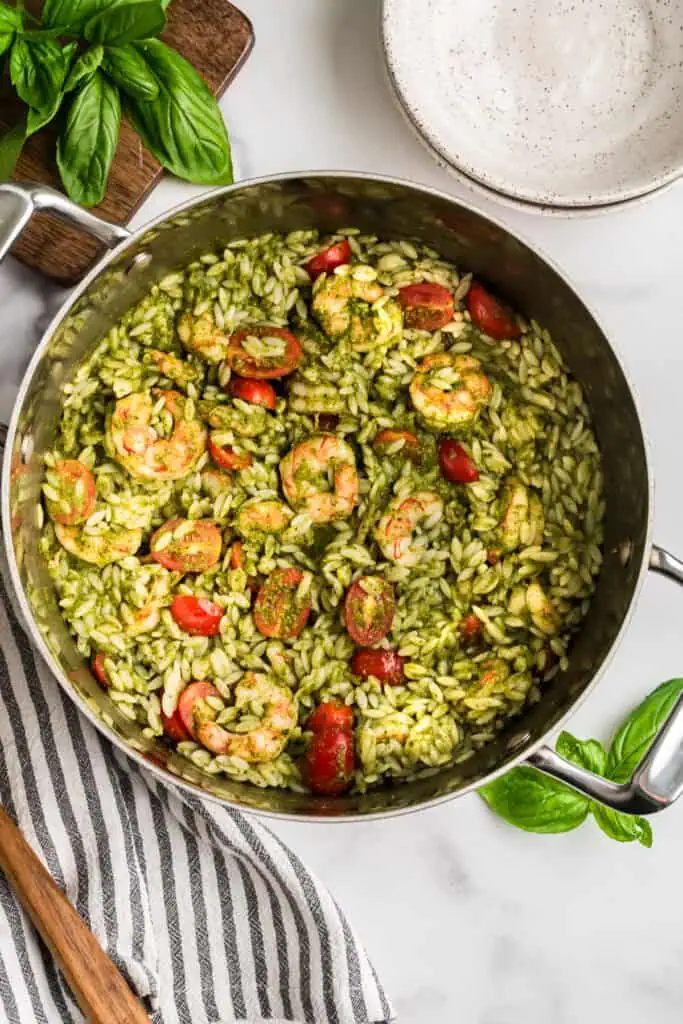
383, 0, 683, 210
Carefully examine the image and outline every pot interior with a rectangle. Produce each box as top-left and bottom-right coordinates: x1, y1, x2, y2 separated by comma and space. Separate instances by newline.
5, 175, 650, 818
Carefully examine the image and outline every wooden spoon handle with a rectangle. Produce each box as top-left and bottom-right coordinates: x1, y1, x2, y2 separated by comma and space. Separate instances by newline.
0, 805, 149, 1023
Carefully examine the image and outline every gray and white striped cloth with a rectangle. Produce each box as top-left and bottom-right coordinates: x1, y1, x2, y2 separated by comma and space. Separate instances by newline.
0, 575, 394, 1024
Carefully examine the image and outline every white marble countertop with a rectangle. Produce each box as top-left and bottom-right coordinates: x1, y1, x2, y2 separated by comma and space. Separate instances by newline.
3, 2, 683, 1021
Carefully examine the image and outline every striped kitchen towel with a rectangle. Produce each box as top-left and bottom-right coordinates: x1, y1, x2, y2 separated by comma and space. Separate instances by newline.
0, 575, 394, 1024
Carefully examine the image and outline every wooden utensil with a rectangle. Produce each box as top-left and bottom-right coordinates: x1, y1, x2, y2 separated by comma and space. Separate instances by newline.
0, 0, 254, 284
0, 804, 150, 1022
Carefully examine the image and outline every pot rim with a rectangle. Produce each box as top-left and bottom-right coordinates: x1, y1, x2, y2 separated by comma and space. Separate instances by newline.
0, 170, 655, 822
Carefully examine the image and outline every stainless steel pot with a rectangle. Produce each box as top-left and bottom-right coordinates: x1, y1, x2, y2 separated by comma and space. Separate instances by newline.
2, 173, 682, 822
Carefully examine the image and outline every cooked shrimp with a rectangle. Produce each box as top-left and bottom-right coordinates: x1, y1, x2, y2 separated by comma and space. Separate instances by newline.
125, 603, 161, 636
409, 353, 491, 431
279, 434, 359, 523
195, 672, 297, 763
106, 389, 207, 482
499, 478, 544, 552
54, 523, 142, 566
236, 499, 293, 538
526, 581, 559, 635
147, 349, 201, 386
311, 267, 402, 351
177, 310, 229, 364
375, 491, 444, 567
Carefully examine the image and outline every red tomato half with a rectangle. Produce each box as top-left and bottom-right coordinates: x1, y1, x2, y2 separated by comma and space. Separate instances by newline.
161, 707, 192, 743
304, 729, 355, 795
307, 702, 354, 734
226, 326, 303, 379
229, 376, 277, 410
305, 239, 352, 280
438, 440, 480, 484
92, 652, 110, 688
171, 595, 223, 637
177, 681, 220, 740
253, 568, 311, 640
351, 649, 405, 686
343, 577, 395, 647
466, 281, 520, 340
208, 439, 253, 471
150, 519, 223, 573
46, 459, 97, 526
460, 614, 482, 641
398, 282, 455, 331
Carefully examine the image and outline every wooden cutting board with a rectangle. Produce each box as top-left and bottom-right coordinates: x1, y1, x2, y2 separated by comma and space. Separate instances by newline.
0, 0, 253, 284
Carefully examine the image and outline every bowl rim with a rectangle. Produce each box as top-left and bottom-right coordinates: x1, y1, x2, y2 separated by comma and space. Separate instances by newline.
1, 170, 654, 822
381, 0, 683, 211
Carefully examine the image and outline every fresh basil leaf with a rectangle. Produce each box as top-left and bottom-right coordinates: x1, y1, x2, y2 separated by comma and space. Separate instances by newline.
101, 43, 159, 100
480, 767, 590, 833
0, 3, 21, 56
84, 1, 165, 45
606, 678, 683, 784
57, 70, 120, 206
64, 43, 103, 92
0, 121, 26, 182
126, 40, 232, 185
593, 805, 653, 848
9, 37, 67, 110
556, 732, 607, 775
42, 0, 111, 33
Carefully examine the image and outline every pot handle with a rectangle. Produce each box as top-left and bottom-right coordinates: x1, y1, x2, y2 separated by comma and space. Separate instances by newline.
0, 182, 130, 262
527, 543, 683, 815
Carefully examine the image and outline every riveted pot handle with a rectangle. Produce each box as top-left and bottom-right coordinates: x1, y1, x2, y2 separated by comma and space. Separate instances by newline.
528, 544, 683, 816
0, 182, 129, 263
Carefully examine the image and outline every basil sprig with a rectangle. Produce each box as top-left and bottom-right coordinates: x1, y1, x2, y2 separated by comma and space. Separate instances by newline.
480, 678, 683, 847
0, 0, 233, 205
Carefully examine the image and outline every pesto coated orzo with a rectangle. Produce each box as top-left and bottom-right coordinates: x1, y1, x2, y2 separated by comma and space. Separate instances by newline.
39, 229, 605, 795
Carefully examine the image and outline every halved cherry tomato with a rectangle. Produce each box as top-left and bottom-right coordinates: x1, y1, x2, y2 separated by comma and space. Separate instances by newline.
438, 440, 480, 483
177, 680, 220, 740
398, 282, 454, 331
161, 707, 192, 743
229, 376, 277, 410
466, 281, 520, 340
373, 429, 421, 464
305, 239, 352, 280
460, 614, 482, 642
307, 702, 354, 734
351, 649, 405, 686
253, 567, 312, 640
208, 438, 252, 471
91, 652, 110, 688
226, 326, 303, 379
344, 577, 395, 647
304, 729, 355, 795
230, 540, 244, 570
45, 460, 97, 526
150, 518, 222, 573
171, 595, 223, 637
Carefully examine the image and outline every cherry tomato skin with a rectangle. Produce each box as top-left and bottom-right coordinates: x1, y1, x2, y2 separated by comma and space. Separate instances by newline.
305, 729, 355, 795
351, 649, 406, 686
161, 707, 192, 743
438, 440, 480, 483
229, 376, 277, 410
227, 326, 303, 379
460, 614, 481, 641
150, 519, 223, 573
208, 439, 253, 471
171, 596, 223, 637
47, 459, 97, 526
177, 681, 220, 739
307, 702, 354, 734
253, 568, 312, 640
343, 577, 395, 646
305, 239, 352, 280
373, 429, 422, 464
92, 652, 110, 688
466, 281, 520, 340
398, 283, 455, 331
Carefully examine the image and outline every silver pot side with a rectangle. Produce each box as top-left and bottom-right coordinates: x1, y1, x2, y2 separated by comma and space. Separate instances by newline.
0, 174, 655, 820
